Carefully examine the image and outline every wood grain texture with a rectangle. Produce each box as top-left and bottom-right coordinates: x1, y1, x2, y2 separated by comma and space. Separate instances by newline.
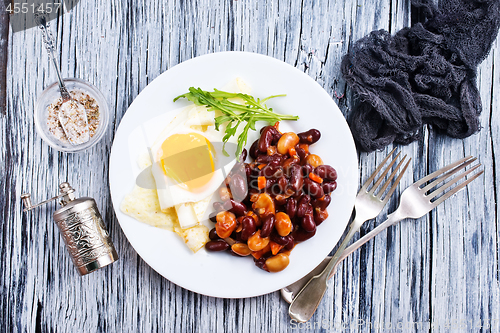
1, 0, 498, 332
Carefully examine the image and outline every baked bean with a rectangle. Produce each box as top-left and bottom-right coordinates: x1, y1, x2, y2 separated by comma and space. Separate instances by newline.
247, 230, 270, 251
258, 126, 275, 152
298, 129, 321, 144
229, 199, 248, 216
240, 216, 257, 241
277, 132, 300, 155
249, 140, 260, 159
312, 194, 331, 210
293, 227, 316, 242
265, 253, 290, 272
304, 154, 324, 168
314, 165, 337, 181
314, 208, 329, 225
232, 243, 252, 256
219, 187, 231, 201
252, 193, 276, 217
322, 181, 337, 194
296, 195, 311, 218
288, 164, 304, 193
209, 228, 220, 240
304, 178, 325, 198
275, 212, 292, 236
215, 211, 237, 238
301, 214, 316, 232
205, 240, 229, 252
230, 173, 248, 201
260, 214, 276, 238
286, 197, 298, 219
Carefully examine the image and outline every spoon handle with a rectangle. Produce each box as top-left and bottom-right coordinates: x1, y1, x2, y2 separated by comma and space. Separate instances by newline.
36, 14, 71, 100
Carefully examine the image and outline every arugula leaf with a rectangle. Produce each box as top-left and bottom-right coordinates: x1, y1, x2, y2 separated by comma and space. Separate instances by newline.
174, 88, 299, 159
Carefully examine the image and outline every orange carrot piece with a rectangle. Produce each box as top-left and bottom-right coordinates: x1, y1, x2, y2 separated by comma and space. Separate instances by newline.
289, 147, 297, 157
270, 241, 284, 255
309, 172, 323, 184
258, 176, 266, 189
257, 164, 266, 170
251, 243, 271, 259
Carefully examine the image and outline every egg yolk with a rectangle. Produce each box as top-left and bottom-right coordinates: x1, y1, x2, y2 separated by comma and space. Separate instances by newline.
159, 133, 216, 192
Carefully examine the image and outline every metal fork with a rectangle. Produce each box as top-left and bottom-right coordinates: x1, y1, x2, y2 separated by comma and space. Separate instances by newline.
288, 148, 411, 321
288, 155, 483, 322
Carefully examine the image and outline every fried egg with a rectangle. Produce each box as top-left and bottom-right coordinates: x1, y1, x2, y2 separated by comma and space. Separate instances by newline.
120, 78, 251, 252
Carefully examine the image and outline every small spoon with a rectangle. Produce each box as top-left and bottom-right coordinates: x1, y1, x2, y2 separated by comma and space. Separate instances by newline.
36, 14, 89, 145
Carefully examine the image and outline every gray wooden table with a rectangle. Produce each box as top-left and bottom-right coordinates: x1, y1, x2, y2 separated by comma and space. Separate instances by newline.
2, 0, 499, 332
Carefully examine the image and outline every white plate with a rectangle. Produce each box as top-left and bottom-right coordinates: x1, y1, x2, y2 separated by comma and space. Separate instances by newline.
109, 52, 358, 298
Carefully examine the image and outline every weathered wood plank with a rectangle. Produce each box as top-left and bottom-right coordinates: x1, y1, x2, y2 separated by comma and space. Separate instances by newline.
1, 0, 498, 332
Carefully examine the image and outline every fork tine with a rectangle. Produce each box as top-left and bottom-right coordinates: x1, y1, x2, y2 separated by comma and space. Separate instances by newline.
359, 148, 397, 192
426, 164, 482, 200
421, 157, 477, 193
368, 151, 402, 195
430, 169, 484, 209
414, 156, 474, 186
381, 157, 411, 203
375, 155, 407, 199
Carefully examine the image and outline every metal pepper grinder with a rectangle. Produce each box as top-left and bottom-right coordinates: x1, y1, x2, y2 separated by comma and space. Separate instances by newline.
21, 182, 118, 275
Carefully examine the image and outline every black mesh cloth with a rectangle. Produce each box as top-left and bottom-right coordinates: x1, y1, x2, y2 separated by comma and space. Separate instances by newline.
341, 0, 500, 152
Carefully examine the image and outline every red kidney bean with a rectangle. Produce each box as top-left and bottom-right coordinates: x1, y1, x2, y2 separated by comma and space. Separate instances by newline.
209, 228, 220, 240
296, 195, 311, 218
293, 227, 317, 242
260, 214, 276, 238
302, 164, 313, 177
289, 164, 304, 193
256, 153, 284, 165
230, 173, 248, 201
300, 214, 316, 232
304, 178, 325, 198
286, 197, 298, 219
205, 240, 229, 252
229, 199, 248, 216
209, 212, 217, 222
296, 146, 308, 161
239, 148, 248, 162
312, 194, 331, 210
285, 235, 295, 250
250, 140, 260, 159
261, 163, 280, 178
298, 129, 321, 144
244, 164, 252, 178
314, 165, 337, 181
305, 203, 313, 215
271, 232, 290, 246
269, 126, 282, 144
240, 216, 257, 241
314, 208, 329, 225
254, 258, 268, 271
322, 181, 337, 194
258, 126, 275, 152
283, 157, 300, 176
277, 176, 288, 192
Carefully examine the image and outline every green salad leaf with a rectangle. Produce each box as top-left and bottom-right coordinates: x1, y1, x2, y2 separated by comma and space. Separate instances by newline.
174, 88, 299, 159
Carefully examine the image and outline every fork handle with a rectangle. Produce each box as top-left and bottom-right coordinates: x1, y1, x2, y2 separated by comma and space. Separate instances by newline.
288, 218, 361, 323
